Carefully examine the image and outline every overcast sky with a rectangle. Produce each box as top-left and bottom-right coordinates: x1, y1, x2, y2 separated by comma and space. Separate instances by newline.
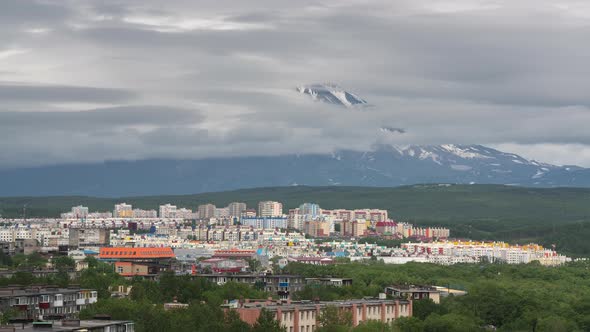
2, 0, 590, 168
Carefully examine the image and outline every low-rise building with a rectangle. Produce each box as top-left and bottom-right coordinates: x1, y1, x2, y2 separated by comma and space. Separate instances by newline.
305, 278, 353, 287
99, 247, 175, 278
0, 287, 97, 321
226, 297, 412, 331
197, 274, 304, 299
385, 285, 441, 304
8, 319, 134, 332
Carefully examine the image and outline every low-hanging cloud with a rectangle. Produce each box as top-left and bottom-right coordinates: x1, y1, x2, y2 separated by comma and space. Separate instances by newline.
1, 0, 590, 168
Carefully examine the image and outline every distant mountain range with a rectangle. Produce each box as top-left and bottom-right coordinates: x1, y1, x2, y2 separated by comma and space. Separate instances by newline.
1, 84, 589, 197
1, 144, 589, 197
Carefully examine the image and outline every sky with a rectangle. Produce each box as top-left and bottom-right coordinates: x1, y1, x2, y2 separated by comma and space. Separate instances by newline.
1, 0, 590, 168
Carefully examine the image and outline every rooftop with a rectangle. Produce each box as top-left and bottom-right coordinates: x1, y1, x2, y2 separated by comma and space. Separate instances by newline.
228, 298, 410, 311
0, 287, 94, 298
4, 320, 132, 332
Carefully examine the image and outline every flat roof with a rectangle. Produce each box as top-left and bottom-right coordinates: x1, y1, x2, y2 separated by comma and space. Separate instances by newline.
8, 320, 132, 332
99, 247, 175, 259
233, 299, 410, 311
0, 288, 94, 298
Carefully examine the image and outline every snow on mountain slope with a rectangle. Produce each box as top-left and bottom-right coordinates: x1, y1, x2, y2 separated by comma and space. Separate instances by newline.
297, 83, 368, 107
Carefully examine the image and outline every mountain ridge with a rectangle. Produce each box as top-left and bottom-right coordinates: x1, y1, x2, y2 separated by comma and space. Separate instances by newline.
1, 144, 590, 197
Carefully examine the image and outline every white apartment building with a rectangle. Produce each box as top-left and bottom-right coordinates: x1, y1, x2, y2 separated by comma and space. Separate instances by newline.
114, 203, 133, 218
228, 202, 247, 217
258, 201, 283, 217
159, 204, 177, 218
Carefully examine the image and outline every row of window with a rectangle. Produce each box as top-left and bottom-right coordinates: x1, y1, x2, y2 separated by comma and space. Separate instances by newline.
11, 292, 97, 305
102, 250, 170, 256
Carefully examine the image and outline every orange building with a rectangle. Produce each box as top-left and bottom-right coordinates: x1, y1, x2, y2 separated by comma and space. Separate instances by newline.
100, 247, 175, 278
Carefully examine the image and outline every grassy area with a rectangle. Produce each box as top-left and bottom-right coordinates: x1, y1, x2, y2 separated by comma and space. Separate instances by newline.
1, 184, 590, 255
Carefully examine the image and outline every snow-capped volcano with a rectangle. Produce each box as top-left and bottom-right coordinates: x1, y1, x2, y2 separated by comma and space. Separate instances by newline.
297, 83, 368, 107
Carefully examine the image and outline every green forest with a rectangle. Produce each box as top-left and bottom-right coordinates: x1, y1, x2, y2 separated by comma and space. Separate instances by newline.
2, 185, 590, 255
2, 255, 589, 332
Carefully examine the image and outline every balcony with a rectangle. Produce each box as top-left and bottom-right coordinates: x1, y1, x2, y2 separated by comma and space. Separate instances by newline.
76, 299, 89, 305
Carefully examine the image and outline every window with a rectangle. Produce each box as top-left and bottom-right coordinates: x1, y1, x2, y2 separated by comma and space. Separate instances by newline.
117, 266, 124, 273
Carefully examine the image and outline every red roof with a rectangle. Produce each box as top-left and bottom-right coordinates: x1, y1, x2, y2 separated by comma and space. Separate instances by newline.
99, 247, 175, 259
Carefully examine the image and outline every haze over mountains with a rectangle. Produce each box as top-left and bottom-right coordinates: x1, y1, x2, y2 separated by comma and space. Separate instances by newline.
2, 84, 590, 197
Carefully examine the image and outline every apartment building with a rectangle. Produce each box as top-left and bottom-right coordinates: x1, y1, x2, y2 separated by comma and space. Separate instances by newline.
321, 209, 388, 222
113, 203, 133, 218
258, 201, 283, 217
68, 228, 110, 249
227, 298, 412, 331
197, 204, 216, 219
341, 220, 367, 237
198, 274, 304, 299
131, 209, 157, 219
228, 202, 247, 217
303, 220, 330, 237
385, 285, 441, 304
241, 217, 288, 229
0, 287, 97, 321
159, 204, 177, 218
13, 319, 134, 332
60, 206, 89, 220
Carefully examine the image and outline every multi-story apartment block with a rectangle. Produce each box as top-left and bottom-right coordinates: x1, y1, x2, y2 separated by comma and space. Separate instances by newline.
159, 204, 177, 218
258, 201, 283, 217
228, 202, 247, 217
321, 209, 388, 222
113, 203, 133, 218
227, 298, 412, 331
199, 274, 304, 299
68, 228, 110, 249
198, 204, 216, 219
132, 209, 157, 219
215, 207, 230, 218
176, 208, 196, 219
241, 217, 288, 229
342, 220, 367, 237
87, 212, 113, 219
0, 287, 97, 320
60, 206, 89, 219
304, 220, 330, 237
298, 203, 320, 218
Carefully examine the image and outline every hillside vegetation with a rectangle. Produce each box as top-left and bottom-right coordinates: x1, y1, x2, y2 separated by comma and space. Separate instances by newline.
1, 184, 590, 255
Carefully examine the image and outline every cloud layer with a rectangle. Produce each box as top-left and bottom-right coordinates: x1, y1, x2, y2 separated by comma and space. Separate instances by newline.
1, 0, 590, 167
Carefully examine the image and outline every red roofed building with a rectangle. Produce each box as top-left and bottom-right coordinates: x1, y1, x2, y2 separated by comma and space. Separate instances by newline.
99, 247, 175, 259
100, 247, 175, 279
213, 249, 256, 259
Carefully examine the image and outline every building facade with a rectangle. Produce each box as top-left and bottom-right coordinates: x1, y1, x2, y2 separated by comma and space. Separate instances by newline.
258, 201, 283, 217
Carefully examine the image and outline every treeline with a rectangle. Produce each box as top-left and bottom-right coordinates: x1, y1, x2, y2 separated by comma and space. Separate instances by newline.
3, 255, 590, 331
284, 260, 590, 331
